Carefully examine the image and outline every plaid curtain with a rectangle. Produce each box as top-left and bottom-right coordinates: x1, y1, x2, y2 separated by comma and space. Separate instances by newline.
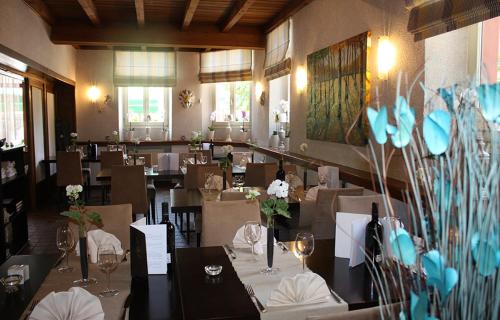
113, 51, 177, 87
264, 20, 291, 79
199, 49, 253, 83
408, 0, 500, 41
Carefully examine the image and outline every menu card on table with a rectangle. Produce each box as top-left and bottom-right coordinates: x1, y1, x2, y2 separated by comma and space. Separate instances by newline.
334, 212, 371, 267
130, 218, 169, 275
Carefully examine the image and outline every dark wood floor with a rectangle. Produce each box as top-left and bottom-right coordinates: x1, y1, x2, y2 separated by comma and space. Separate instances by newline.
21, 186, 194, 255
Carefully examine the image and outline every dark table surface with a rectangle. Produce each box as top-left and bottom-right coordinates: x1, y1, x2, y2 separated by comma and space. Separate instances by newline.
41, 156, 101, 163
0, 255, 57, 320
96, 168, 184, 181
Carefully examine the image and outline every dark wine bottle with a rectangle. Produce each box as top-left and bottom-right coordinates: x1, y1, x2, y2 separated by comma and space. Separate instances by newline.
365, 202, 383, 266
209, 139, 215, 157
161, 202, 175, 276
276, 159, 286, 180
87, 140, 92, 158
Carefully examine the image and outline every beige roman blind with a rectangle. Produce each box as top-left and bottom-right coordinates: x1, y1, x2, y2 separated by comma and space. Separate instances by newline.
408, 0, 500, 41
264, 19, 291, 80
114, 51, 176, 87
199, 49, 253, 83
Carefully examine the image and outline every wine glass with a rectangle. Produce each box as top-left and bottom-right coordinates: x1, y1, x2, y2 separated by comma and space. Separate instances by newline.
295, 232, 315, 272
200, 155, 208, 164
244, 222, 262, 257
97, 243, 120, 297
56, 225, 75, 273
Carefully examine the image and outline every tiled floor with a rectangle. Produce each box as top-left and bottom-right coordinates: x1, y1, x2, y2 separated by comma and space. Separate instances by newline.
21, 186, 195, 255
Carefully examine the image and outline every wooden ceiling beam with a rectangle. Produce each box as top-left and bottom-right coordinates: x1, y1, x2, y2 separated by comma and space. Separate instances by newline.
222, 0, 256, 32
182, 0, 200, 30
134, 0, 145, 27
51, 22, 265, 49
22, 0, 54, 25
265, 0, 315, 33
77, 0, 100, 26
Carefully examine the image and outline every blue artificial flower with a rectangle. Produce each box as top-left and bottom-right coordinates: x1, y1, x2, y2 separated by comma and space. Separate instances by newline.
423, 110, 451, 155
476, 83, 500, 123
410, 291, 439, 320
390, 228, 416, 266
438, 85, 456, 111
471, 232, 499, 277
389, 96, 416, 148
422, 250, 458, 301
367, 106, 388, 144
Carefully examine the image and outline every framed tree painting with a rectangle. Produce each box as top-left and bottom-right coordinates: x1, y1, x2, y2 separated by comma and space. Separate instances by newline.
306, 31, 370, 146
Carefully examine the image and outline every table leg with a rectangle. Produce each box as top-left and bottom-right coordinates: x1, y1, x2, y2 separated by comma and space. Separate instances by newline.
186, 213, 191, 244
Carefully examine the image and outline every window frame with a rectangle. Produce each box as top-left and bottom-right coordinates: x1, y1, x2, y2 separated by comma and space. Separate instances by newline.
119, 86, 172, 128
211, 81, 252, 126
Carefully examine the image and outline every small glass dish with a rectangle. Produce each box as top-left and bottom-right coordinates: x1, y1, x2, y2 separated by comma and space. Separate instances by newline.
0, 274, 23, 293
204, 265, 222, 276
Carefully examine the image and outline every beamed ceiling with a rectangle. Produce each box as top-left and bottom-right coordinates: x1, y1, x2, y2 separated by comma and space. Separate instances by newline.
22, 0, 315, 50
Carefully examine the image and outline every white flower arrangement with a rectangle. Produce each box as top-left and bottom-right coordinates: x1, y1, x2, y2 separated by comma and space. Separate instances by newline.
280, 99, 290, 113
66, 184, 83, 200
208, 112, 217, 131
112, 130, 119, 144
221, 145, 234, 154
299, 142, 308, 153
245, 189, 261, 200
267, 179, 289, 199
70, 132, 78, 138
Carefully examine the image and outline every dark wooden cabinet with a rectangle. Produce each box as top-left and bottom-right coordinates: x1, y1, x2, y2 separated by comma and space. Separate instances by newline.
0, 146, 28, 264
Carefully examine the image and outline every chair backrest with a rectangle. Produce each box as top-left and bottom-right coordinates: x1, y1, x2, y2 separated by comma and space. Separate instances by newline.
132, 153, 152, 167
232, 152, 253, 167
111, 165, 148, 214
157, 153, 179, 171
56, 151, 83, 187
337, 194, 388, 216
220, 191, 247, 201
245, 163, 278, 187
195, 150, 212, 164
311, 187, 364, 239
179, 153, 197, 167
318, 166, 340, 188
101, 151, 124, 170
184, 164, 225, 189
201, 199, 261, 247
306, 306, 381, 320
283, 164, 297, 175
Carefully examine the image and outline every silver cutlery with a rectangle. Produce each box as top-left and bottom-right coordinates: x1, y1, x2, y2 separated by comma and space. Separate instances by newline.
328, 286, 342, 303
24, 299, 39, 320
277, 241, 289, 252
223, 244, 237, 259
245, 284, 267, 313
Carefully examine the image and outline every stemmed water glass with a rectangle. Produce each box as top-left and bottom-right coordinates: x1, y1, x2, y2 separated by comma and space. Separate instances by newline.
244, 222, 262, 258
97, 243, 120, 297
295, 232, 315, 272
56, 225, 75, 273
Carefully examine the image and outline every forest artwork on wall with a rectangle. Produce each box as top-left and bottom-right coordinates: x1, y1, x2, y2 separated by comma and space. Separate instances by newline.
306, 31, 370, 146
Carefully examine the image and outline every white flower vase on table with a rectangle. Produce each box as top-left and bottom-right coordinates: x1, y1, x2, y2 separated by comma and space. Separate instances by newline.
270, 132, 279, 149
225, 123, 232, 142
127, 130, 135, 141
208, 130, 215, 141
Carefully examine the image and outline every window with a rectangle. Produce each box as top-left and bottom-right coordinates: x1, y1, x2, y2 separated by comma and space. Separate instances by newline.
119, 87, 171, 126
0, 71, 24, 145
269, 75, 290, 136
213, 81, 251, 122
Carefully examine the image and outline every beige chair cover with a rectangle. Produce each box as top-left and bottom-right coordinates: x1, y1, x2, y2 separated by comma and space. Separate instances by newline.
232, 152, 253, 167
220, 191, 247, 201
245, 163, 278, 187
184, 164, 219, 189
56, 151, 83, 187
101, 151, 124, 170
299, 187, 364, 239
306, 306, 381, 320
111, 165, 149, 215
201, 199, 261, 247
195, 150, 212, 164
337, 194, 388, 216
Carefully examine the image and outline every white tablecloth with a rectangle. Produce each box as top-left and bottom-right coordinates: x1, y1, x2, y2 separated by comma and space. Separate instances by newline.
227, 245, 348, 320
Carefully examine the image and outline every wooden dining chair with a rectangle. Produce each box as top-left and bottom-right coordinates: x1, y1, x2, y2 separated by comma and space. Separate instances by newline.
244, 163, 278, 187
194, 150, 212, 164
111, 165, 152, 224
100, 151, 125, 204
201, 199, 261, 247
299, 187, 364, 239
68, 204, 133, 251
129, 153, 156, 220
232, 152, 253, 167
337, 194, 388, 216
179, 153, 197, 167
184, 164, 220, 189
56, 151, 89, 203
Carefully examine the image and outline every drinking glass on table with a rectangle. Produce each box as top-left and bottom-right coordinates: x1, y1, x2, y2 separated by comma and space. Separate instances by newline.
56, 225, 75, 273
97, 243, 120, 297
244, 221, 262, 257
295, 232, 315, 272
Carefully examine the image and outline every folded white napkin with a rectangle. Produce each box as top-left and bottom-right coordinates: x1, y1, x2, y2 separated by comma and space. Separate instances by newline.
267, 272, 331, 307
76, 229, 124, 264
305, 185, 327, 201
233, 225, 275, 255
29, 287, 104, 320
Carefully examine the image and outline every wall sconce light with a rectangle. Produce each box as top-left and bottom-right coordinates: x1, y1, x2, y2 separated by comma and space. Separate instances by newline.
87, 85, 101, 104
296, 66, 307, 93
255, 82, 265, 106
377, 36, 396, 80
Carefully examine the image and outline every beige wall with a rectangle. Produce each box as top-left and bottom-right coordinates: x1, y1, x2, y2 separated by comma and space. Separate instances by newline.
287, 0, 424, 177
0, 0, 76, 81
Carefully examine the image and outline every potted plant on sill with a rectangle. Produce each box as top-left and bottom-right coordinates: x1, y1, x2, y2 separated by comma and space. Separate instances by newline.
208, 111, 216, 141
127, 122, 135, 141
61, 184, 102, 286
190, 131, 203, 151
260, 179, 290, 274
